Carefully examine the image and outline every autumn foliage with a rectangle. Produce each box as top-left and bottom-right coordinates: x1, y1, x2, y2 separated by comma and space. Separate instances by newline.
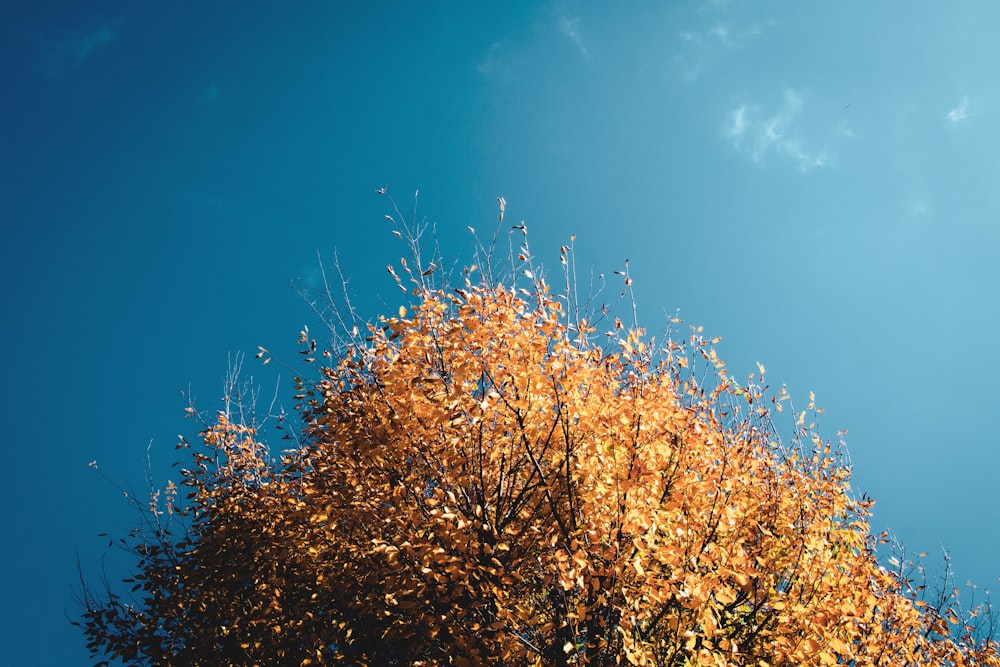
79, 222, 998, 665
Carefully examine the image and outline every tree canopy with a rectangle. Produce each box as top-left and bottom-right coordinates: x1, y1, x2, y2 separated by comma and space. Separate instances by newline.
78, 220, 998, 666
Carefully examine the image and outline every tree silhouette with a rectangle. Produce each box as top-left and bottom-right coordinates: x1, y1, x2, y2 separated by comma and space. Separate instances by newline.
78, 199, 998, 666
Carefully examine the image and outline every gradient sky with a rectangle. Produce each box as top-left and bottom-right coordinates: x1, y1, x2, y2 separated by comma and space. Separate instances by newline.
3, 3, 999, 664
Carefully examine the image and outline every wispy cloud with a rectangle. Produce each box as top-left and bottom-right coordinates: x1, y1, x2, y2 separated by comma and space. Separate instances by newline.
707, 23, 734, 47
724, 88, 829, 172
476, 40, 519, 81
699, 0, 733, 11
909, 199, 929, 217
835, 120, 858, 140
477, 9, 590, 80
726, 105, 750, 141
946, 96, 970, 122
51, 23, 119, 74
203, 84, 222, 103
674, 20, 774, 82
75, 25, 115, 63
557, 12, 591, 60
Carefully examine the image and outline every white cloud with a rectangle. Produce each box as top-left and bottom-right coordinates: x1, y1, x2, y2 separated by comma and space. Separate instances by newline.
707, 23, 734, 47
726, 104, 750, 140
836, 120, 858, 140
724, 88, 829, 172
947, 96, 970, 122
777, 140, 828, 171
557, 13, 591, 60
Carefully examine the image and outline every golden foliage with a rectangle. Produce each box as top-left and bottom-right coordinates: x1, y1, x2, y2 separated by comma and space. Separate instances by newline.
80, 274, 999, 666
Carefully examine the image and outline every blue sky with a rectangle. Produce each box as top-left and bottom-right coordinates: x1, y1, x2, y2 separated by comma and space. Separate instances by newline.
2, 2, 998, 663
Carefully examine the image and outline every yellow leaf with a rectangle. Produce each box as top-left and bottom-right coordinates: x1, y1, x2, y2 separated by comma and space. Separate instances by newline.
829, 637, 849, 654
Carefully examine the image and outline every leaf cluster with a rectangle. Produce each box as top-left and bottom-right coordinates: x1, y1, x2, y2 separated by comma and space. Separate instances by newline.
78, 199, 999, 666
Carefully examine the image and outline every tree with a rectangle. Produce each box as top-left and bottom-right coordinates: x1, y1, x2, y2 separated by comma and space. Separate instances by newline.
78, 205, 998, 666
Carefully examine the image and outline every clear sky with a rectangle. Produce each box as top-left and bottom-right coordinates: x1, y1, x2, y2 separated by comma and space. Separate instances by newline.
2, 2, 998, 664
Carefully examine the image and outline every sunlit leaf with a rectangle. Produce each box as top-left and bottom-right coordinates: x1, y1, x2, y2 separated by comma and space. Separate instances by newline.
79, 223, 998, 667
